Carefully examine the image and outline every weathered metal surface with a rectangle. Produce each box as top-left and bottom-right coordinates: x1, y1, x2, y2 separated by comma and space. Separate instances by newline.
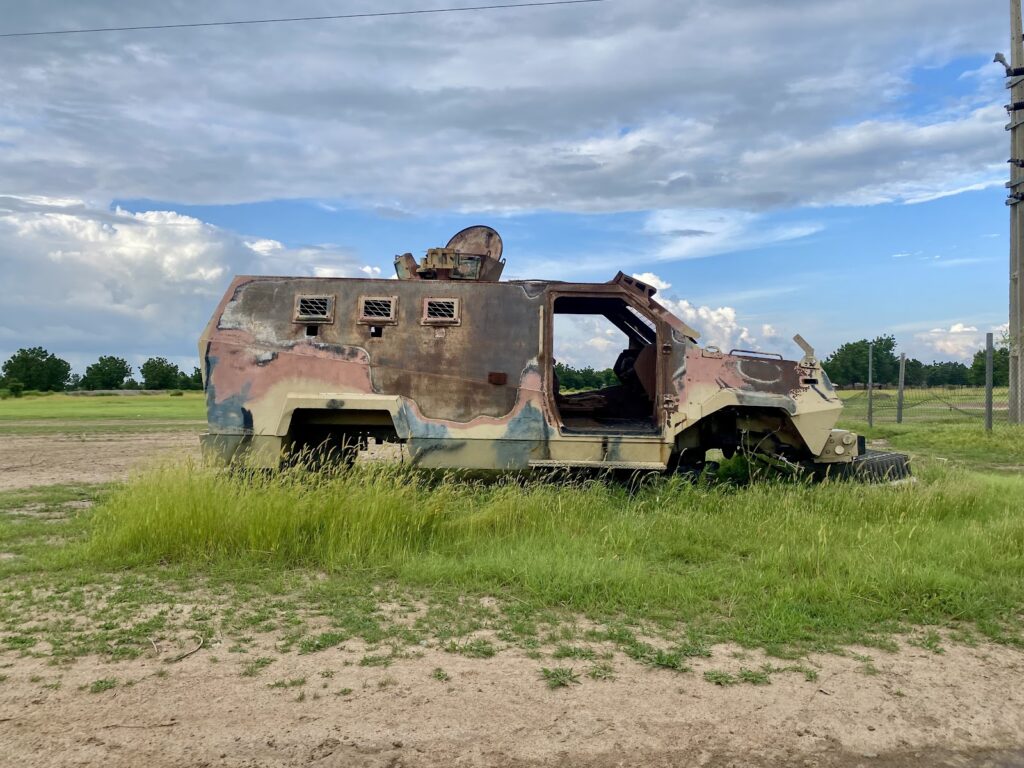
199, 228, 857, 472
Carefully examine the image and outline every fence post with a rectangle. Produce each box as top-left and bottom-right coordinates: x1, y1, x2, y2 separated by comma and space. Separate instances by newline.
896, 353, 906, 424
867, 342, 874, 428
986, 332, 994, 432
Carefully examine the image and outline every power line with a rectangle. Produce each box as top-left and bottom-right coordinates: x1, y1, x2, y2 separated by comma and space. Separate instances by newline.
0, 0, 607, 39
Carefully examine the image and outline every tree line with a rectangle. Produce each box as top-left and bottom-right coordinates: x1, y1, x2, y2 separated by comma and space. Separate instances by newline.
822, 335, 1011, 388
554, 362, 618, 391
1, 337, 1011, 397
0, 347, 202, 396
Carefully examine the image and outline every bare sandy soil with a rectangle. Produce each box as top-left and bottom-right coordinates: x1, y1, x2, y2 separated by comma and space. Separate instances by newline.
1, 638, 1023, 767
0, 432, 201, 490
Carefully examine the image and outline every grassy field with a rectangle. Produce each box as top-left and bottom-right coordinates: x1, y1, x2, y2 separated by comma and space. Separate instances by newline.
0, 392, 205, 421
1, 446, 1023, 668
0, 397, 1022, 682
77, 460, 1024, 647
0, 391, 205, 434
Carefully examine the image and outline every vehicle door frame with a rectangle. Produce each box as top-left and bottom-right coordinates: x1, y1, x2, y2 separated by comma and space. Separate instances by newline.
542, 284, 670, 437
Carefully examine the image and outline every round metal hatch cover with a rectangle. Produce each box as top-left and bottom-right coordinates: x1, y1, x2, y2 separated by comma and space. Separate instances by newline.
446, 225, 503, 260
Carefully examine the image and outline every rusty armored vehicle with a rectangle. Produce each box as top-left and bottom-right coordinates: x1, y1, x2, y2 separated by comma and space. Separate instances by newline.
200, 226, 909, 480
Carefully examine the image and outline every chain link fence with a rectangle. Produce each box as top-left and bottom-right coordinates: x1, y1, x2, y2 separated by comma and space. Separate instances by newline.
836, 333, 1009, 429
839, 386, 1010, 426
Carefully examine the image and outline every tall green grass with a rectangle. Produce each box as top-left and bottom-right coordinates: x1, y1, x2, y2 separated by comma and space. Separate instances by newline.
80, 461, 1024, 649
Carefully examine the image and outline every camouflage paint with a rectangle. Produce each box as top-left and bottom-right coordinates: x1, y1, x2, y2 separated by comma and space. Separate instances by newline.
199, 269, 855, 471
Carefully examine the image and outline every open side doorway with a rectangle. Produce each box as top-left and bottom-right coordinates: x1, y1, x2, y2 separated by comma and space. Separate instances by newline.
550, 294, 661, 435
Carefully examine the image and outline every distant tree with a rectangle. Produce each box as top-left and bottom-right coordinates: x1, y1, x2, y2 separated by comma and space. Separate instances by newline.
6, 379, 24, 398
67, 373, 82, 390
968, 341, 1011, 387
80, 356, 132, 390
173, 366, 203, 390
140, 357, 181, 390
554, 363, 617, 392
1, 347, 71, 392
122, 378, 141, 390
903, 358, 927, 387
923, 360, 970, 386
822, 336, 899, 387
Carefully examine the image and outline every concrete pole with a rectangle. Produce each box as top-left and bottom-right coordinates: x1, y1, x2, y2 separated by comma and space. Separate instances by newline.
1007, 0, 1024, 423
867, 342, 874, 428
986, 332, 995, 432
896, 353, 906, 424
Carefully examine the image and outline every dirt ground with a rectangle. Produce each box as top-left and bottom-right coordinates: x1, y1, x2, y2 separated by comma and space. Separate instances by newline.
0, 431, 201, 490
1, 638, 1023, 767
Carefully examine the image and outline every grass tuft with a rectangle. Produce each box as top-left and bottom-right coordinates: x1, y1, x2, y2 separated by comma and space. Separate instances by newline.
738, 667, 772, 685
587, 661, 616, 681
240, 656, 274, 677
541, 666, 580, 688
298, 632, 346, 654
703, 670, 737, 686
86, 678, 117, 693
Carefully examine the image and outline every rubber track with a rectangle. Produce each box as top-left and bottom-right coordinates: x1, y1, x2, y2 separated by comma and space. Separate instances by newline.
827, 449, 912, 482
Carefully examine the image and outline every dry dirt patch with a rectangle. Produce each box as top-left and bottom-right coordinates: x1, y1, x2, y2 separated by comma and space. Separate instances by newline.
0, 433, 200, 490
1, 640, 1023, 767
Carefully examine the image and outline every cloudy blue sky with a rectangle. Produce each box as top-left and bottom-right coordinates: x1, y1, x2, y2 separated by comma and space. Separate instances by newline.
0, 0, 1011, 374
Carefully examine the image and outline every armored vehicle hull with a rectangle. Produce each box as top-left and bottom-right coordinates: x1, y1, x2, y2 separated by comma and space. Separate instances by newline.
199, 230, 907, 479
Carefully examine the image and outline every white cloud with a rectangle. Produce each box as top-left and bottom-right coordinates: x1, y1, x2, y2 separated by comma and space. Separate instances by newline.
245, 239, 283, 257
586, 336, 616, 352
643, 209, 822, 261
659, 297, 757, 352
931, 257, 995, 269
631, 272, 672, 291
915, 323, 983, 359
0, 1, 1005, 213
0, 195, 363, 368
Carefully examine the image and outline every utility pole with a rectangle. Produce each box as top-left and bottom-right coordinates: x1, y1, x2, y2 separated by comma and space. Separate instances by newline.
1001, 0, 1024, 423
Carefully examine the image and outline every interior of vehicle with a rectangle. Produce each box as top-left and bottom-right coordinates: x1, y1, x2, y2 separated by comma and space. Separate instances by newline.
551, 295, 659, 434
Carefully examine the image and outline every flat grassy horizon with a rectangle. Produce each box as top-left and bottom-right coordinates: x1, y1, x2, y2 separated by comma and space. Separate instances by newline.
0, 392, 206, 434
